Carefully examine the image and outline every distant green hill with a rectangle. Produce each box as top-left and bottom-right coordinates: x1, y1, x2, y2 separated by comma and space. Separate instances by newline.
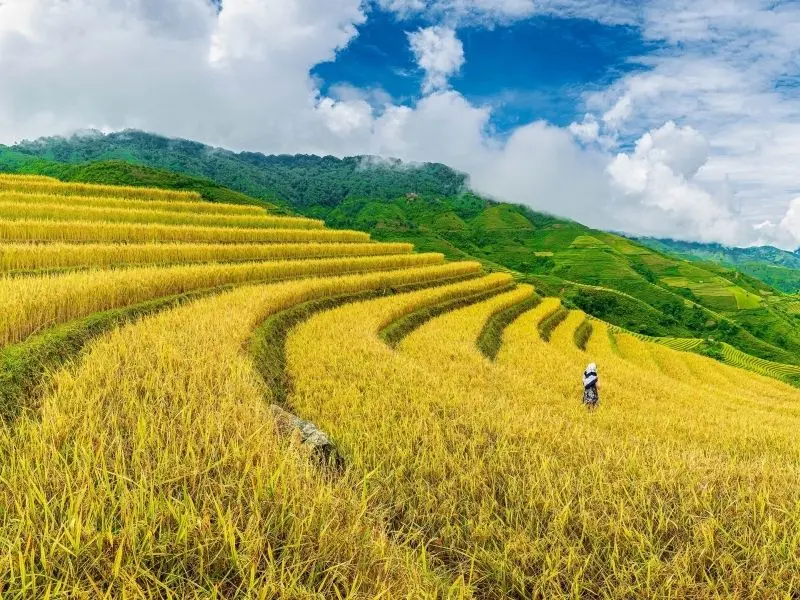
6, 130, 800, 367
637, 237, 800, 294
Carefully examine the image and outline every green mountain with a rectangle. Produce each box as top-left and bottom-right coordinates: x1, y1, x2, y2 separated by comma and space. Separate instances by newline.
636, 237, 800, 294
4, 130, 800, 367
8, 130, 467, 209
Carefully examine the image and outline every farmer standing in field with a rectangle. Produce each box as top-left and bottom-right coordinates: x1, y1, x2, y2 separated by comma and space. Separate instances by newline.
582, 363, 599, 409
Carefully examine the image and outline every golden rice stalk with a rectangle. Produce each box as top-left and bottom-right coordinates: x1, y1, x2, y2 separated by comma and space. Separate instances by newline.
0, 190, 266, 216
0, 265, 483, 596
0, 252, 459, 346
0, 218, 370, 244
287, 289, 800, 596
0, 173, 57, 184
0, 174, 201, 202
0, 241, 414, 272
0, 200, 323, 230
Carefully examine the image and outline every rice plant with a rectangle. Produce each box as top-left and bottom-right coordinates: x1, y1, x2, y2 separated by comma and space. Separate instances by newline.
0, 174, 201, 202
0, 190, 266, 216
0, 252, 460, 346
0, 241, 414, 272
0, 218, 371, 244
0, 200, 323, 230
286, 287, 800, 597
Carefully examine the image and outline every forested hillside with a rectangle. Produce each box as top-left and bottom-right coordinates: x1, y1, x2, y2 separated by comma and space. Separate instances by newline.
3, 131, 800, 368
7, 131, 467, 208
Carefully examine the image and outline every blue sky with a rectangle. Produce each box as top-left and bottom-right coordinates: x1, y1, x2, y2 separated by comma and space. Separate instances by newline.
1, 0, 800, 248
313, 7, 655, 132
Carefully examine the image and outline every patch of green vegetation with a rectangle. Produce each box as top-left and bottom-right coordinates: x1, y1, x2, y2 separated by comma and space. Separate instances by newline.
477, 295, 542, 360
636, 237, 800, 294
538, 306, 569, 342
607, 327, 622, 356
541, 277, 691, 338
738, 263, 800, 294
430, 211, 468, 231
693, 340, 800, 388
9, 131, 468, 209
471, 204, 534, 232
574, 319, 593, 351
570, 235, 608, 249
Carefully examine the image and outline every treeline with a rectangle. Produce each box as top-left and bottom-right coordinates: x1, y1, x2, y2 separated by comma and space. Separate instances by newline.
12, 131, 469, 209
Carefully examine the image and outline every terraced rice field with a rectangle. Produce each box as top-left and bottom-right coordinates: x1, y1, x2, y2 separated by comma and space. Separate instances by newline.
611, 327, 800, 385
720, 342, 800, 381
652, 336, 704, 352
568, 235, 609, 249
2, 173, 800, 597
660, 274, 762, 310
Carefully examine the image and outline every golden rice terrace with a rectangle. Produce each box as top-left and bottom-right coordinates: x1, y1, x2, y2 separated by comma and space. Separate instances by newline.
0, 173, 799, 597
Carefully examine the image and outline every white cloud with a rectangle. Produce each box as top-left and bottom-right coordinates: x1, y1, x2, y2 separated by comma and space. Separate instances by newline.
607, 122, 745, 244
633, 121, 709, 181
1, 0, 800, 250
0, 0, 373, 153
210, 0, 364, 66
779, 198, 800, 243
368, 92, 615, 231
377, 0, 636, 25
581, 0, 800, 248
316, 97, 374, 135
407, 26, 465, 93
0, 0, 603, 227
